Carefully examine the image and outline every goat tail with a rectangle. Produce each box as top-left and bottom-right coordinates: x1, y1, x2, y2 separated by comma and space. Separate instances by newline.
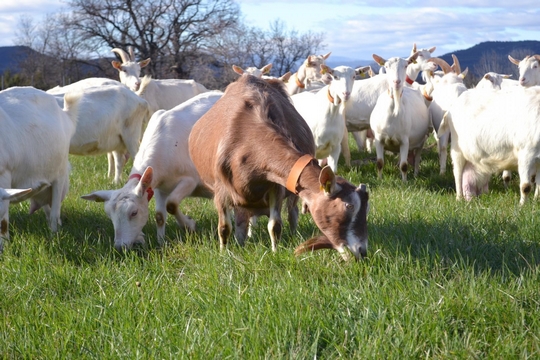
63, 91, 80, 129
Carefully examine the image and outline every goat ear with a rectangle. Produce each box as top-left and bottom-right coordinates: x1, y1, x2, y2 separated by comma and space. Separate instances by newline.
319, 166, 336, 196
81, 190, 113, 203
428, 46, 436, 53
408, 51, 419, 64
294, 235, 334, 256
232, 65, 244, 75
411, 43, 417, 53
460, 67, 469, 79
372, 54, 385, 66
0, 188, 33, 202
139, 58, 151, 68
280, 72, 292, 82
320, 64, 332, 75
261, 63, 272, 74
111, 60, 122, 71
323, 52, 331, 60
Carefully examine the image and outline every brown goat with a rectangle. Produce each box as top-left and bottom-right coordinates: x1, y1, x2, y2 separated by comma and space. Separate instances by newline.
188, 75, 369, 260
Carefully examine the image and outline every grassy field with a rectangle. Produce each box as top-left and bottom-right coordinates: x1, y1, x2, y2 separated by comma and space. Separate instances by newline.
1, 137, 539, 359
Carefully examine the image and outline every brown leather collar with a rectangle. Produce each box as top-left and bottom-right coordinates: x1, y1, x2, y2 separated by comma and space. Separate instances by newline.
295, 74, 305, 89
286, 154, 315, 194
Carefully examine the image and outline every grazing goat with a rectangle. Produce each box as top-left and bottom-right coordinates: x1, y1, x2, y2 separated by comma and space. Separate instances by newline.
0, 87, 76, 251
81, 92, 222, 250
292, 65, 363, 172
64, 84, 152, 184
189, 75, 369, 260
508, 54, 540, 87
370, 52, 430, 181
440, 86, 540, 205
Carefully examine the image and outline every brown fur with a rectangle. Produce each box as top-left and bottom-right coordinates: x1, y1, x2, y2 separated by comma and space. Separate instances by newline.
189, 75, 369, 259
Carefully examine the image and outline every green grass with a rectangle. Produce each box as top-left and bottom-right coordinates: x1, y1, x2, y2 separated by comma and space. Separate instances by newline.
1, 136, 539, 359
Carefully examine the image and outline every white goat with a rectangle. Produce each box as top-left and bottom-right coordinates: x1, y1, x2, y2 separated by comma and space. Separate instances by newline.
285, 52, 332, 95
370, 52, 430, 181
345, 44, 437, 157
111, 47, 150, 91
0, 87, 76, 251
232, 63, 273, 78
292, 65, 361, 173
475, 72, 513, 90
426, 55, 468, 174
46, 78, 127, 180
112, 47, 208, 113
508, 54, 540, 87
81, 92, 222, 250
64, 84, 152, 184
440, 86, 540, 205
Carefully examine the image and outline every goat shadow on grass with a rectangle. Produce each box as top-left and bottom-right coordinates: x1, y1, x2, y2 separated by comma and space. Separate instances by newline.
371, 216, 540, 277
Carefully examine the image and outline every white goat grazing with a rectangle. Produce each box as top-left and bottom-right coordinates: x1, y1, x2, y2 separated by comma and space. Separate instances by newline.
285, 52, 332, 95
64, 84, 152, 184
508, 54, 540, 87
0, 87, 76, 251
81, 91, 222, 250
440, 86, 540, 205
292, 65, 362, 173
426, 55, 468, 174
370, 53, 430, 182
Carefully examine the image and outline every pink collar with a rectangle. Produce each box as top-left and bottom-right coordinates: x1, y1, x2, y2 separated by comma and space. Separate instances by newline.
128, 174, 154, 201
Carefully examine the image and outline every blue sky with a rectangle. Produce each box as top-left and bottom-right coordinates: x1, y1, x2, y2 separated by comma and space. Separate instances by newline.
1, 0, 539, 62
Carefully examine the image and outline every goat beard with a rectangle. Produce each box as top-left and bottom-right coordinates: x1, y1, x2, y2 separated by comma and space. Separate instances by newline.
389, 87, 403, 116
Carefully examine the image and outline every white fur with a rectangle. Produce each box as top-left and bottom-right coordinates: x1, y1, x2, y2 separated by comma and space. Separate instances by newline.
440, 86, 540, 205
292, 65, 360, 172
370, 53, 430, 181
0, 87, 76, 250
81, 91, 222, 250
508, 54, 540, 87
64, 84, 152, 184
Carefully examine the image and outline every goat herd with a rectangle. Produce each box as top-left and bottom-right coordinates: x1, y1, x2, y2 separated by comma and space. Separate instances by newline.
1, 44, 539, 261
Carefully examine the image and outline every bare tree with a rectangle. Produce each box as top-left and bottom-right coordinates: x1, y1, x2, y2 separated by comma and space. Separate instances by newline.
67, 0, 240, 80
205, 19, 325, 89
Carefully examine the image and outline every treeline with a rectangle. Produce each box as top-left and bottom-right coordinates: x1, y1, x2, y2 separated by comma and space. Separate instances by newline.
3, 0, 325, 91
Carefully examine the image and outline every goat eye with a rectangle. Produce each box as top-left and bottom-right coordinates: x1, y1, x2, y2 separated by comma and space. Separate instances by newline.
345, 203, 354, 210
130, 210, 138, 218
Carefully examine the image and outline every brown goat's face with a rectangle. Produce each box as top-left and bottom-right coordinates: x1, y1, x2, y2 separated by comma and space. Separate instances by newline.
297, 166, 369, 261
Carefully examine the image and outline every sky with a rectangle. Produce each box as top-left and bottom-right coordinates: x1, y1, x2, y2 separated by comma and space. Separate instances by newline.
1, 0, 539, 63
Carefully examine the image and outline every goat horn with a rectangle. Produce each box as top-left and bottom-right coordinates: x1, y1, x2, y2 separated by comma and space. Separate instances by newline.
428, 57, 452, 74
128, 46, 135, 61
111, 48, 130, 63
451, 54, 462, 74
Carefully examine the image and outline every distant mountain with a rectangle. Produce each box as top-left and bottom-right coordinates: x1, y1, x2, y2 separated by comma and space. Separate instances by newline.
2, 41, 540, 82
0, 46, 36, 73
438, 40, 540, 79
